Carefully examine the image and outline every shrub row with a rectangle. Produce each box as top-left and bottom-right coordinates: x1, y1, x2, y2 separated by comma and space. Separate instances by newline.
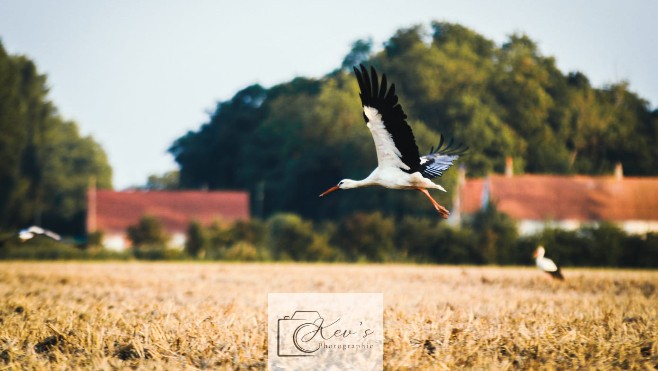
179, 208, 658, 267
2, 207, 657, 267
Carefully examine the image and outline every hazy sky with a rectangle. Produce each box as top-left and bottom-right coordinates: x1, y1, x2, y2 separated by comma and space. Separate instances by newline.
1, 1, 656, 189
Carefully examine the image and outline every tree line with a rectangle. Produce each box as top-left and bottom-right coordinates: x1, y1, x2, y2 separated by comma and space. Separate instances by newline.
0, 40, 112, 237
169, 22, 658, 221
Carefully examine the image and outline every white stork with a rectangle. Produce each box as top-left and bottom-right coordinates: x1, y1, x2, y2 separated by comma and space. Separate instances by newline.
533, 246, 564, 280
18, 226, 61, 242
319, 64, 466, 218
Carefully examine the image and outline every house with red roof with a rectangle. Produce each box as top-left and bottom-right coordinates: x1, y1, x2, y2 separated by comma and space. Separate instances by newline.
453, 162, 658, 235
87, 189, 250, 250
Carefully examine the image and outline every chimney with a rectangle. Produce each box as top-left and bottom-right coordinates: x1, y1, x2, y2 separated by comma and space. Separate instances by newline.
614, 162, 623, 181
505, 156, 513, 178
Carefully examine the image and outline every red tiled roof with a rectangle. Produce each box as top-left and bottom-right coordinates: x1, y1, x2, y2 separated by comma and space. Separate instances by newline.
460, 175, 658, 221
88, 190, 249, 233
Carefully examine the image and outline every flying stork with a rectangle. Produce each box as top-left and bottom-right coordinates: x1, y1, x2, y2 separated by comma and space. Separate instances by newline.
319, 64, 466, 218
18, 225, 61, 242
533, 246, 564, 280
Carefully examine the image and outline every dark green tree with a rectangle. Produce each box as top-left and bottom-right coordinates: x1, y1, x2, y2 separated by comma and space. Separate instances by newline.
144, 170, 180, 190
332, 212, 396, 262
470, 203, 519, 264
184, 220, 207, 258
126, 215, 169, 246
341, 38, 373, 70
265, 213, 316, 261
0, 41, 112, 235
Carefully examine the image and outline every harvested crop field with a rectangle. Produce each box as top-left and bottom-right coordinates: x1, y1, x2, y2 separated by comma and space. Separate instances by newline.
0, 262, 657, 369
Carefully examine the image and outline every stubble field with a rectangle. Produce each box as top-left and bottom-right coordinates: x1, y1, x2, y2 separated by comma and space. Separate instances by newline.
0, 262, 657, 370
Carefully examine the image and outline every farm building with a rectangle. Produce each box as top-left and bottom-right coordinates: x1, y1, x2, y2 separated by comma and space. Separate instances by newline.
453, 163, 658, 235
87, 189, 250, 250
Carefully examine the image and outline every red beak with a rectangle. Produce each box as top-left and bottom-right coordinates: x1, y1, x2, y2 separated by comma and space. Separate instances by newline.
319, 185, 340, 197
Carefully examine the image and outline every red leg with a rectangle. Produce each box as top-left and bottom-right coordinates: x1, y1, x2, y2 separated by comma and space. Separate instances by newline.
416, 188, 450, 219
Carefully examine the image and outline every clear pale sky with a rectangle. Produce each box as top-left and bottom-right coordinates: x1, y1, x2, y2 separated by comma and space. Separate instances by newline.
1, 1, 656, 189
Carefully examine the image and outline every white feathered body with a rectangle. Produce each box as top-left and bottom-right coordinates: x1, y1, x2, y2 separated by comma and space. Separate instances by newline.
536, 256, 559, 273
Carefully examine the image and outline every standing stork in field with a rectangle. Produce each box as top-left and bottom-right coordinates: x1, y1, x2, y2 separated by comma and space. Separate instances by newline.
533, 246, 564, 280
319, 64, 466, 218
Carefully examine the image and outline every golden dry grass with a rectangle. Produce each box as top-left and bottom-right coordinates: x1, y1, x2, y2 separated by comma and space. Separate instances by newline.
0, 262, 656, 370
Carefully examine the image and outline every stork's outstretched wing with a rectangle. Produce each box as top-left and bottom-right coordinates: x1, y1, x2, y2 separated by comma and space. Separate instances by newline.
353, 65, 420, 174
18, 225, 61, 241
419, 135, 468, 179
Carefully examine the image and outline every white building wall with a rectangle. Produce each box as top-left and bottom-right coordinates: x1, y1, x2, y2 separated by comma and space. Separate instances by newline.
517, 219, 658, 236
169, 233, 186, 250
101, 231, 187, 250
518, 220, 582, 236
102, 233, 128, 251
619, 220, 658, 235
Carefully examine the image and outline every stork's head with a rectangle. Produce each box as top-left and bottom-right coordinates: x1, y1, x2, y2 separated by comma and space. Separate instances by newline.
533, 246, 545, 259
319, 179, 359, 197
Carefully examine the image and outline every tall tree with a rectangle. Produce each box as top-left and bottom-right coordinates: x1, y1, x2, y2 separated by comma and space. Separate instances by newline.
0, 41, 112, 235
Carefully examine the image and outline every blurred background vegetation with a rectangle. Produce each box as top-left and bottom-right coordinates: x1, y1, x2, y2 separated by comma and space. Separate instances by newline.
2, 208, 657, 268
1, 22, 657, 265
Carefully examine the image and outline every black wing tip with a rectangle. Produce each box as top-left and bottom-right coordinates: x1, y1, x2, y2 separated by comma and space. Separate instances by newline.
353, 66, 361, 82
427, 134, 468, 156
353, 63, 421, 173
353, 65, 364, 88
354, 64, 384, 88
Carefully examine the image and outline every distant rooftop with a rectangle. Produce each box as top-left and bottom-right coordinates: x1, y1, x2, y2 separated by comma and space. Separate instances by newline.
88, 190, 250, 233
461, 174, 658, 222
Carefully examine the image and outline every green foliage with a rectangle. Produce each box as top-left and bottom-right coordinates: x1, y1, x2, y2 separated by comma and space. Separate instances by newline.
341, 38, 373, 70
518, 224, 658, 268
0, 41, 112, 236
221, 241, 259, 261
265, 213, 339, 261
144, 171, 180, 190
3, 211, 658, 266
203, 219, 267, 260
394, 216, 477, 263
132, 246, 185, 261
0, 238, 129, 260
0, 238, 82, 259
126, 215, 169, 247
86, 230, 104, 248
470, 203, 519, 264
333, 212, 396, 262
184, 220, 207, 258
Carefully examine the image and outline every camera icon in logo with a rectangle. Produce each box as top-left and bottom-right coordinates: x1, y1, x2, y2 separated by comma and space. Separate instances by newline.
277, 311, 324, 357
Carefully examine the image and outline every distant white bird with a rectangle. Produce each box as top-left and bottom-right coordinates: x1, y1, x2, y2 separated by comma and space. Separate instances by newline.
319, 65, 466, 218
18, 226, 61, 242
533, 246, 564, 280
